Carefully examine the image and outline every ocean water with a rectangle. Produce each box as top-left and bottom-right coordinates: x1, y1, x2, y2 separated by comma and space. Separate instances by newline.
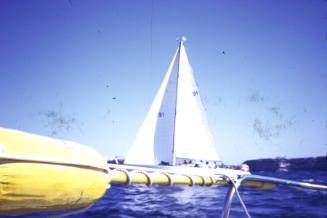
3, 170, 327, 218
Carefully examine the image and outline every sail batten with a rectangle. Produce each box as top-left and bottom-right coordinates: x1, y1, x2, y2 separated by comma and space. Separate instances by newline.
125, 39, 219, 165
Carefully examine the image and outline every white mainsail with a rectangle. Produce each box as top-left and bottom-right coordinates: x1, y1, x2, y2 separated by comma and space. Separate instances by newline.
125, 38, 219, 165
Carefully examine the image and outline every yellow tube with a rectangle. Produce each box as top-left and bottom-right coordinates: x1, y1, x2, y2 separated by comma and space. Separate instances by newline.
0, 163, 109, 214
110, 169, 229, 186
0, 127, 109, 214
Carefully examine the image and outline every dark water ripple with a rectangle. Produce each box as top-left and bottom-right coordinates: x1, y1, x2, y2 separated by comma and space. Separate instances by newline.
1, 170, 327, 218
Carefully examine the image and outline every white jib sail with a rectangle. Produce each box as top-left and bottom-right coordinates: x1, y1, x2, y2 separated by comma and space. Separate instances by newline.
125, 39, 219, 165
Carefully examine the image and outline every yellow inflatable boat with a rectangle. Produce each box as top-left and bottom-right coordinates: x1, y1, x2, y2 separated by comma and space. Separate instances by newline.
0, 127, 110, 214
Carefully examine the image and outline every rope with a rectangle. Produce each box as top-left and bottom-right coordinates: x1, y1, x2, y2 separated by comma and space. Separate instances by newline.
117, 169, 132, 186
199, 175, 206, 186
0, 153, 108, 172
206, 176, 214, 186
107, 169, 112, 189
185, 175, 194, 186
160, 172, 174, 186
133, 170, 153, 186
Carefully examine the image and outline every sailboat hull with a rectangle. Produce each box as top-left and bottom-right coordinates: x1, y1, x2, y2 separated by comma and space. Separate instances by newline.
0, 128, 109, 214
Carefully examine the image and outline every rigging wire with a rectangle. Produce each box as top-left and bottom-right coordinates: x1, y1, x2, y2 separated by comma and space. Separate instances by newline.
150, 0, 153, 76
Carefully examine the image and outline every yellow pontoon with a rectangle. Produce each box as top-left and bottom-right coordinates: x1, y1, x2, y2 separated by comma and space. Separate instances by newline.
0, 127, 109, 214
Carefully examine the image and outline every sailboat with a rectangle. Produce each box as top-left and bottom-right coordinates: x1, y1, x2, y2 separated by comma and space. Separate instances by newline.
125, 37, 219, 166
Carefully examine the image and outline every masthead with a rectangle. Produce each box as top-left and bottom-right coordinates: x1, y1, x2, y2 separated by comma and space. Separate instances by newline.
180, 36, 187, 45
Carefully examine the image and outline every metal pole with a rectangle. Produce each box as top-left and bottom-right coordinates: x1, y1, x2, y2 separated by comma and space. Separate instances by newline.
221, 183, 237, 218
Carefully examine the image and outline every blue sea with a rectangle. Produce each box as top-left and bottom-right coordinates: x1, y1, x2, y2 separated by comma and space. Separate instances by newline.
3, 170, 327, 218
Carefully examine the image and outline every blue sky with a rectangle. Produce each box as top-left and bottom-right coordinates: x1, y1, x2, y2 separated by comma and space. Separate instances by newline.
1, 0, 326, 164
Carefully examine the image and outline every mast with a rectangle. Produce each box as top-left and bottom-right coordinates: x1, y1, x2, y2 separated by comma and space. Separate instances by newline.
172, 37, 187, 166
